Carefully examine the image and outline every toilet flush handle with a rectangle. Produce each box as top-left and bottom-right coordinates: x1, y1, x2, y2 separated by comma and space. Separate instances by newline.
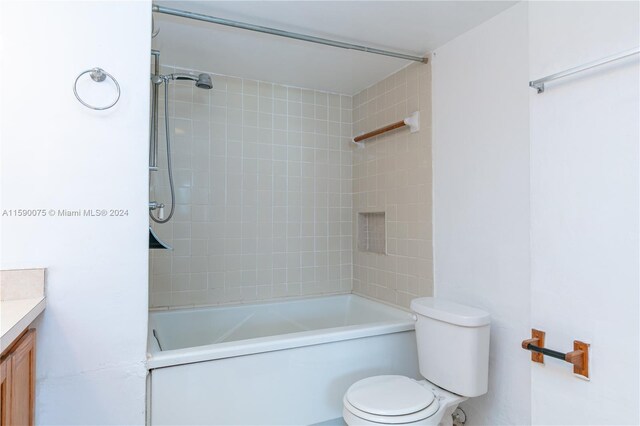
411, 313, 418, 322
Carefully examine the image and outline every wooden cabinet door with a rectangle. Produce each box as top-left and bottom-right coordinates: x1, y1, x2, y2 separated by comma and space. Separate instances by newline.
0, 355, 11, 426
9, 330, 35, 426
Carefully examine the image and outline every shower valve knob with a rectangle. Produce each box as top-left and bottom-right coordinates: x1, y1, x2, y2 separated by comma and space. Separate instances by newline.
158, 206, 165, 220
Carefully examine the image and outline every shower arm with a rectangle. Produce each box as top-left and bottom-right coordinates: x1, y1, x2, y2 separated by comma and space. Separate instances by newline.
170, 72, 198, 80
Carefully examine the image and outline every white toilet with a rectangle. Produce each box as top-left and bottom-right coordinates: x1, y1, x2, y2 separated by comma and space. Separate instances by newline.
342, 297, 490, 426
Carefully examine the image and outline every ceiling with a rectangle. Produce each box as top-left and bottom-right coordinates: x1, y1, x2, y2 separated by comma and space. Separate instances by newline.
153, 1, 516, 95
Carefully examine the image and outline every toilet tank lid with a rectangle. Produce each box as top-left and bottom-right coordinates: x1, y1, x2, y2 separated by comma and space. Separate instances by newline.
410, 298, 490, 327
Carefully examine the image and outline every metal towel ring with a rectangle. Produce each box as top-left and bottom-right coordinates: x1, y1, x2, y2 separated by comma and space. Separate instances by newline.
73, 67, 121, 110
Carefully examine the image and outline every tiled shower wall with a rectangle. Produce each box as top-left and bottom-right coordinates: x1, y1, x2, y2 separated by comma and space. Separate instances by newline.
352, 61, 433, 308
150, 66, 353, 308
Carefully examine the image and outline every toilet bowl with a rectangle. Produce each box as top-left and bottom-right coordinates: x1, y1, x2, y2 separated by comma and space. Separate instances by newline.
342, 375, 465, 426
342, 298, 490, 426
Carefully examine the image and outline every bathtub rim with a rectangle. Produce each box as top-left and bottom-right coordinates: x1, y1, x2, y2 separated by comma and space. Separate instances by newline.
148, 291, 399, 312
146, 294, 415, 370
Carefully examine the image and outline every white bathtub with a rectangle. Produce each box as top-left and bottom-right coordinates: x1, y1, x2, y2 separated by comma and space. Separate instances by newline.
147, 294, 420, 425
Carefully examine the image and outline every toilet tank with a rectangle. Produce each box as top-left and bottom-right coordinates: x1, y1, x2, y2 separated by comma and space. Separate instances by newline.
410, 298, 490, 397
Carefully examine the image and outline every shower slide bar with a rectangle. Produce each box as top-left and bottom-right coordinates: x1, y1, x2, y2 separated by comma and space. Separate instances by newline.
522, 329, 590, 380
529, 47, 639, 93
152, 5, 428, 64
150, 49, 160, 171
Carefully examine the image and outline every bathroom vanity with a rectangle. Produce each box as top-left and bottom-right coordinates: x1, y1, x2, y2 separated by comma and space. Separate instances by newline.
0, 268, 45, 425
1, 330, 36, 425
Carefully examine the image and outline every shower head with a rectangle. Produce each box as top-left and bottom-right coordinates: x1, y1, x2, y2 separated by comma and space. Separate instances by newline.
195, 73, 213, 90
169, 72, 213, 90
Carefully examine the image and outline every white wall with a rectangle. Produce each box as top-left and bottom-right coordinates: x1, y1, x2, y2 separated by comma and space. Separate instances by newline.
433, 1, 639, 425
0, 1, 150, 424
432, 3, 531, 425
529, 2, 639, 424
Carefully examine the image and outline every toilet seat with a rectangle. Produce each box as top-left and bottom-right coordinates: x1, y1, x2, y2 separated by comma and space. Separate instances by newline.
343, 376, 440, 424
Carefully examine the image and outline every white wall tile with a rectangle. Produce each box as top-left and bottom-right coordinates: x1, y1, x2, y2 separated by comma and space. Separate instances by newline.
151, 70, 353, 308
351, 62, 433, 308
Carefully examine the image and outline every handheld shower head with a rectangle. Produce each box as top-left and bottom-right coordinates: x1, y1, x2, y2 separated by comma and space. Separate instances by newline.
169, 72, 213, 90
196, 74, 213, 90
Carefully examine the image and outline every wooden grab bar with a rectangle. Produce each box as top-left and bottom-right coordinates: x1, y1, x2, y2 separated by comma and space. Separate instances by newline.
354, 120, 406, 142
353, 111, 420, 144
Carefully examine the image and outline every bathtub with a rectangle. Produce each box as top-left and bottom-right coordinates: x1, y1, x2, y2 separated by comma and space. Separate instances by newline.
147, 294, 420, 425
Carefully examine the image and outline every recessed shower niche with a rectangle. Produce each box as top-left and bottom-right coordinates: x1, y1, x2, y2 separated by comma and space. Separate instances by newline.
358, 212, 386, 254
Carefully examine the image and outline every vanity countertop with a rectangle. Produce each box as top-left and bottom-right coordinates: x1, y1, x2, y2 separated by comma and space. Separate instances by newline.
0, 268, 46, 354
0, 297, 46, 353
